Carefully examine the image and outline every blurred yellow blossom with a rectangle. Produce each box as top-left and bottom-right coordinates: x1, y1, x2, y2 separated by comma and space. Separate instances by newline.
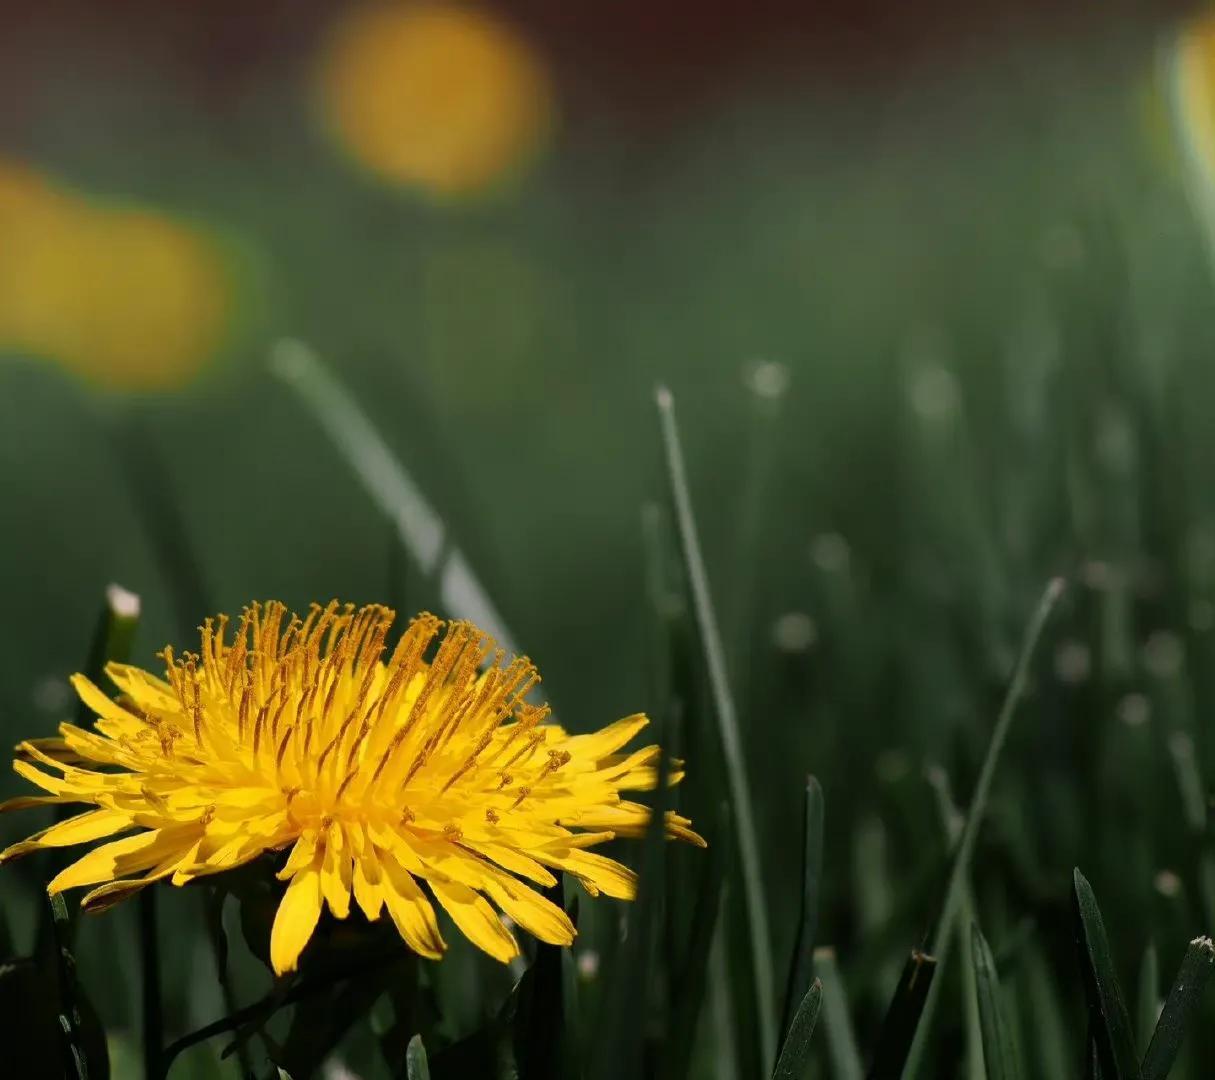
317, 2, 555, 197
1170, 12, 1215, 191
0, 161, 234, 391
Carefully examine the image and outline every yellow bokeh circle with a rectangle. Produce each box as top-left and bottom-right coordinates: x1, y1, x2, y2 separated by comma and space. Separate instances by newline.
318, 3, 555, 197
0, 162, 233, 391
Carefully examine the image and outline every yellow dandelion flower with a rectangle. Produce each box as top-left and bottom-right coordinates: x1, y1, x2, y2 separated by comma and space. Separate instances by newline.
1, 602, 702, 974
316, 3, 555, 197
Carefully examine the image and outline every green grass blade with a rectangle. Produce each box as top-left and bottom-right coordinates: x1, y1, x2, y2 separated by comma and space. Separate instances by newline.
48, 894, 90, 1080
903, 578, 1064, 1078
772, 978, 822, 1080
971, 923, 1022, 1080
1135, 943, 1159, 1057
866, 950, 938, 1080
75, 583, 140, 727
1073, 869, 1141, 1079
407, 1035, 432, 1080
1141, 935, 1215, 1079
655, 385, 776, 1070
813, 948, 863, 1080
928, 579, 1065, 960
270, 339, 520, 654
780, 776, 825, 1047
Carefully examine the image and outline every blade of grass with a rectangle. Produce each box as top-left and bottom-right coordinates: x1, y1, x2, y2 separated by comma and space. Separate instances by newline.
772, 979, 822, 1080
866, 950, 938, 1080
655, 385, 776, 1070
665, 801, 731, 1080
780, 777, 825, 1049
1135, 943, 1159, 1058
971, 923, 1022, 1080
270, 339, 520, 655
1073, 868, 1141, 1079
902, 577, 1065, 1078
407, 1034, 431, 1080
813, 948, 864, 1080
49, 894, 89, 1080
1141, 935, 1215, 1079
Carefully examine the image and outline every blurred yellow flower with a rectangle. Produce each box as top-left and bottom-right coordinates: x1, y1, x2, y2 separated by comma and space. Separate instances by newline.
317, 3, 555, 197
1170, 12, 1215, 189
0, 161, 233, 390
1, 602, 702, 974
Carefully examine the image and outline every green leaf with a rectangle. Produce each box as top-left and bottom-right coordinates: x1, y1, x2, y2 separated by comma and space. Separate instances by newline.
866, 949, 938, 1080
813, 948, 863, 1080
1141, 935, 1215, 1079
772, 978, 822, 1080
780, 777, 825, 1049
407, 1035, 432, 1080
655, 385, 777, 1071
971, 923, 1022, 1080
1072, 868, 1141, 1079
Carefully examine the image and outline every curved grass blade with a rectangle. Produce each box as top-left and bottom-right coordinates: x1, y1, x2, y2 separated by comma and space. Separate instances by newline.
814, 948, 863, 1080
866, 949, 938, 1080
1141, 935, 1215, 1080
49, 893, 92, 1079
772, 979, 822, 1080
780, 777, 825, 1049
1073, 869, 1140, 1079
655, 385, 776, 1070
407, 1035, 432, 1080
1135, 943, 1159, 1057
903, 578, 1065, 1077
971, 923, 1021, 1080
270, 339, 519, 655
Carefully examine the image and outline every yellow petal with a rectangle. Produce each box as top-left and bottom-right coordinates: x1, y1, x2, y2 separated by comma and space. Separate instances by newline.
427, 877, 518, 963
560, 713, 648, 762
481, 871, 574, 946
270, 865, 323, 975
321, 830, 352, 919
70, 674, 147, 728
461, 840, 557, 888
380, 855, 445, 960
276, 832, 319, 881
0, 794, 76, 813
0, 808, 131, 864
352, 844, 385, 922
536, 848, 637, 900
48, 828, 195, 893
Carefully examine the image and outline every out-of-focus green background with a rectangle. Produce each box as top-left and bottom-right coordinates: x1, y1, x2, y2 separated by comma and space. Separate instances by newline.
6, 1, 1215, 1075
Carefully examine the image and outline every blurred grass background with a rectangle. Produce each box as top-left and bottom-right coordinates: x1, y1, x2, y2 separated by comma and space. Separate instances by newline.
5, 0, 1215, 1075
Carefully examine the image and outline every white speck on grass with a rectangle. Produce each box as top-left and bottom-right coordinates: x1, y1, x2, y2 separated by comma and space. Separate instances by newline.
811, 532, 850, 573
106, 583, 141, 619
772, 612, 817, 653
33, 676, 70, 713
1144, 631, 1184, 679
1054, 640, 1091, 685
743, 359, 790, 399
1155, 870, 1183, 898
1117, 693, 1151, 728
577, 950, 600, 980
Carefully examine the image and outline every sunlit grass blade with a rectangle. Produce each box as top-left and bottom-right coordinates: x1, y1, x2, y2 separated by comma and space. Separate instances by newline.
270, 338, 520, 654
772, 978, 822, 1080
1073, 868, 1141, 1079
971, 923, 1022, 1080
903, 578, 1065, 1076
813, 948, 863, 1080
780, 776, 825, 1050
1141, 935, 1215, 1079
655, 384, 777, 1070
866, 949, 938, 1080
407, 1034, 431, 1080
